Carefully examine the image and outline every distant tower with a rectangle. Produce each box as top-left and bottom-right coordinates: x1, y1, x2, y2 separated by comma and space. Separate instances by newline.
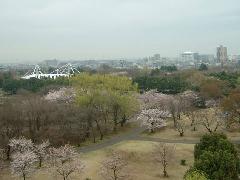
217, 45, 228, 66
153, 54, 161, 61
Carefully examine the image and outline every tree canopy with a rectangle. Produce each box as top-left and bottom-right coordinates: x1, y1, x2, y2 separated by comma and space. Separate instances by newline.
133, 76, 189, 94
193, 133, 239, 180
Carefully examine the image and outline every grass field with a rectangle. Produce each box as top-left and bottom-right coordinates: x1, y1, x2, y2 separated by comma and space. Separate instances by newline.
0, 141, 194, 180
142, 114, 240, 141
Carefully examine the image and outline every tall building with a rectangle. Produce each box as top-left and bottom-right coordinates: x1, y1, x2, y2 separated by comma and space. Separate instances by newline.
232, 55, 240, 64
181, 52, 199, 62
198, 54, 215, 64
153, 54, 161, 61
217, 45, 228, 65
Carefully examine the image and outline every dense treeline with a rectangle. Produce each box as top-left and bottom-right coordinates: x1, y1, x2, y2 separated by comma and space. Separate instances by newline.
0, 72, 69, 94
133, 75, 189, 94
210, 71, 240, 88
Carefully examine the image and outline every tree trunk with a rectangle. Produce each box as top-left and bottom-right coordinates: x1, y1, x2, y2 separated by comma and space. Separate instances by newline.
91, 126, 96, 143
113, 118, 118, 132
86, 114, 92, 138
113, 107, 119, 132
7, 145, 11, 160
39, 158, 42, 167
95, 120, 104, 140
163, 164, 168, 177
120, 114, 127, 127
85, 126, 90, 138
114, 169, 117, 180
36, 117, 40, 131
163, 169, 168, 177
172, 115, 177, 128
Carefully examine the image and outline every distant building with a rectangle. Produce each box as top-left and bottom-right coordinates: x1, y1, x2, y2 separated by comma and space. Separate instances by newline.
153, 54, 161, 61
198, 54, 215, 64
217, 45, 228, 66
231, 55, 240, 64
181, 52, 199, 62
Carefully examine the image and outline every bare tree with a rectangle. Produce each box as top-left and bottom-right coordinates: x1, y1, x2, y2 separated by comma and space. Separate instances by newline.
48, 144, 84, 180
0, 101, 23, 159
167, 98, 181, 128
197, 108, 224, 133
153, 143, 175, 177
33, 140, 50, 167
137, 109, 168, 133
10, 150, 37, 180
180, 91, 199, 131
22, 96, 51, 142
100, 151, 128, 180
185, 111, 198, 131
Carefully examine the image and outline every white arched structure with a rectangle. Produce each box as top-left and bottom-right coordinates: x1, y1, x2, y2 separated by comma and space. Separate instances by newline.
22, 63, 80, 80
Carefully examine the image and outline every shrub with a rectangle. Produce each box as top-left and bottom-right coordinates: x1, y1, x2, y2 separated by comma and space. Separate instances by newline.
193, 133, 240, 180
180, 159, 186, 166
194, 150, 239, 180
194, 133, 237, 159
184, 168, 208, 180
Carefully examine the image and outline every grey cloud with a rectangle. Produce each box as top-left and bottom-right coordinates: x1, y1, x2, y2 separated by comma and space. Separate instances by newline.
0, 0, 239, 62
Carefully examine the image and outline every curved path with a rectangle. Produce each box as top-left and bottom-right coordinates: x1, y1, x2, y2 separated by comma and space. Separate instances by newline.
79, 126, 240, 153
79, 126, 146, 153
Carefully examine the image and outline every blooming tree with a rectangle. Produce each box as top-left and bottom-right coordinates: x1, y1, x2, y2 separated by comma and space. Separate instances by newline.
10, 150, 37, 180
100, 151, 128, 180
175, 119, 187, 136
138, 109, 168, 133
139, 90, 173, 110
48, 144, 84, 180
33, 140, 50, 167
9, 137, 34, 153
44, 87, 76, 103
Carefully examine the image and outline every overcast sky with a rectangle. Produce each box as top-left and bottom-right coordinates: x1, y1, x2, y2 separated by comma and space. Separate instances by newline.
0, 0, 239, 62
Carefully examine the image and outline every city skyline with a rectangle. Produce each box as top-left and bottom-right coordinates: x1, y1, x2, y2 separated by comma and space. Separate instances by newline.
0, 0, 240, 62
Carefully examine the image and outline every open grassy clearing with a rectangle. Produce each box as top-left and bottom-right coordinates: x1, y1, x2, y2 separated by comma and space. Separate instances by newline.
142, 112, 240, 141
0, 141, 194, 180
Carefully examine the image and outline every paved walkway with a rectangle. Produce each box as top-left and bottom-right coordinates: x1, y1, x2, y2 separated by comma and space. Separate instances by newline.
79, 126, 145, 153
79, 126, 240, 153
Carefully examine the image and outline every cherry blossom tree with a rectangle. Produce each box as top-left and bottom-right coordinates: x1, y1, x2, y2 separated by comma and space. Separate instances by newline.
153, 143, 175, 177
10, 150, 37, 180
185, 111, 198, 131
175, 120, 187, 136
167, 98, 181, 127
44, 87, 76, 103
33, 140, 50, 167
139, 90, 173, 110
137, 109, 168, 133
100, 151, 128, 180
9, 137, 34, 153
48, 144, 84, 180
